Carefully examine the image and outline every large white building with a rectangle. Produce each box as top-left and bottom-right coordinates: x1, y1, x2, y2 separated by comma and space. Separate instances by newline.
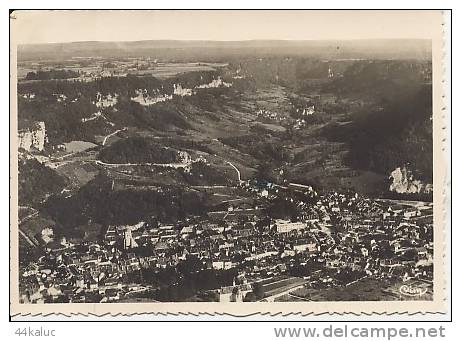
275, 220, 306, 234
123, 228, 138, 249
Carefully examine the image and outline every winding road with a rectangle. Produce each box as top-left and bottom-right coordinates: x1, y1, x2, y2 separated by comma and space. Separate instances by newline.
95, 160, 191, 168
18, 229, 38, 247
226, 161, 242, 182
18, 207, 40, 247
102, 128, 127, 146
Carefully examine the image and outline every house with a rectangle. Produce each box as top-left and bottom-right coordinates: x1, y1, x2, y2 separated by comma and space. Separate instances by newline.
105, 288, 120, 301
47, 285, 62, 299
275, 220, 305, 234
75, 276, 85, 289
404, 209, 420, 218
260, 189, 269, 198
212, 259, 234, 270
154, 241, 169, 252
326, 258, 341, 268
415, 247, 429, 260
293, 238, 318, 253
389, 204, 406, 215
180, 225, 194, 237
218, 284, 252, 302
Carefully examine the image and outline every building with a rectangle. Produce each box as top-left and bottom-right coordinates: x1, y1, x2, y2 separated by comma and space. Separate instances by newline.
123, 229, 138, 249
275, 220, 306, 234
218, 284, 252, 302
293, 238, 318, 253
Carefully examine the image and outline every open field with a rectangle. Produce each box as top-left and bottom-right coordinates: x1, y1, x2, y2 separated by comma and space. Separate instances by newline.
149, 62, 227, 78
55, 161, 100, 189
63, 140, 98, 153
291, 278, 433, 302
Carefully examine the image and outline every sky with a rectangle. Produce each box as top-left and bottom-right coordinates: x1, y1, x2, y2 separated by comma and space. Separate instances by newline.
12, 10, 442, 45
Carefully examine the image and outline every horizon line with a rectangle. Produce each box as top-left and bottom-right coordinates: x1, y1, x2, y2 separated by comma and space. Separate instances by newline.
18, 37, 432, 47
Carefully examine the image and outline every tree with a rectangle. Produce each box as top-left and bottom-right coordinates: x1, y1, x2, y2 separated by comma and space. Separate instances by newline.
252, 282, 265, 300
254, 162, 273, 183
177, 255, 203, 275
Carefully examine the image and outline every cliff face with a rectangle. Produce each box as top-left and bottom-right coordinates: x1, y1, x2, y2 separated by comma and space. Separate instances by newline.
177, 151, 192, 164
173, 84, 193, 97
389, 166, 433, 194
196, 77, 232, 89
18, 121, 47, 152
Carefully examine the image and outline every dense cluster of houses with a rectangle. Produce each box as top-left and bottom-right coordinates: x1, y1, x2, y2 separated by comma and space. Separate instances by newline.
255, 103, 318, 130
256, 109, 284, 122
19, 179, 433, 303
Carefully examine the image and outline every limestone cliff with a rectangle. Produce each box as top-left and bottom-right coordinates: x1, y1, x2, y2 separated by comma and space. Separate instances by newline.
389, 166, 433, 194
18, 121, 47, 152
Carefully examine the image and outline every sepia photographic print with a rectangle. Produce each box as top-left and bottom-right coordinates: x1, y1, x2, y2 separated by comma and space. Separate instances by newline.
10, 10, 448, 317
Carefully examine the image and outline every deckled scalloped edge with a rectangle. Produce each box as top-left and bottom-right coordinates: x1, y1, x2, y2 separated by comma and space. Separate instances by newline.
11, 310, 447, 319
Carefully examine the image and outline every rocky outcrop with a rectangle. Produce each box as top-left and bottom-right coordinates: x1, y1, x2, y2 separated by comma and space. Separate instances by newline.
196, 77, 232, 89
130, 78, 232, 106
389, 166, 433, 194
131, 89, 172, 106
18, 121, 47, 152
95, 92, 118, 108
173, 84, 193, 97
177, 151, 192, 164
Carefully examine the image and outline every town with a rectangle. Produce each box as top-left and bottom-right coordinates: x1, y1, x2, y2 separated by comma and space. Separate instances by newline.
19, 177, 433, 304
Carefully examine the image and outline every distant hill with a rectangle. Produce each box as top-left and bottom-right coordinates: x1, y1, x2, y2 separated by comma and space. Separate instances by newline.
322, 80, 432, 183
99, 137, 182, 164
322, 59, 432, 99
18, 39, 431, 61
